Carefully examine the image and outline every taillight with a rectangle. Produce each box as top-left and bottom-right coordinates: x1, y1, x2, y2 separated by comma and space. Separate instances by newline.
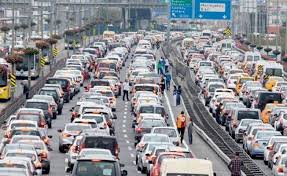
154, 167, 160, 176
277, 166, 284, 173
79, 144, 85, 151
63, 133, 72, 138
115, 144, 119, 158
67, 85, 71, 92
136, 127, 142, 134
71, 146, 77, 153
103, 123, 107, 129
40, 152, 48, 159
39, 121, 46, 128
72, 112, 78, 118
35, 161, 42, 169
48, 106, 52, 114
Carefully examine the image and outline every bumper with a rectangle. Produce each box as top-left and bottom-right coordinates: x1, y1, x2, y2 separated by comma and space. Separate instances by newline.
235, 133, 243, 140
59, 137, 74, 147
250, 148, 265, 156
41, 160, 50, 173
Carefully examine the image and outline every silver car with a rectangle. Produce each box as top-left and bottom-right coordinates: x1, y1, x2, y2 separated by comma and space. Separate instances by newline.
150, 127, 180, 146
58, 123, 92, 153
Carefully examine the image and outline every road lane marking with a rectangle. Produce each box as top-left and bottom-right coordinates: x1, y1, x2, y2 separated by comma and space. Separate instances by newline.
133, 161, 136, 165
123, 119, 126, 123
164, 90, 188, 148
126, 140, 130, 144
130, 153, 135, 158
124, 112, 127, 114
122, 124, 126, 128
124, 134, 128, 138
123, 115, 126, 119
128, 146, 132, 151
125, 102, 128, 104
124, 108, 127, 111
123, 129, 127, 133
125, 104, 128, 107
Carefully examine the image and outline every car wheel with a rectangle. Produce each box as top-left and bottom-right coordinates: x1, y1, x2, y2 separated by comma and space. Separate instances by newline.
48, 123, 52, 129
59, 145, 65, 153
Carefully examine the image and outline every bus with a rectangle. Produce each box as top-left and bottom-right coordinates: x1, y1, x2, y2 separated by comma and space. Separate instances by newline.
16, 54, 40, 79
0, 59, 12, 100
103, 31, 116, 42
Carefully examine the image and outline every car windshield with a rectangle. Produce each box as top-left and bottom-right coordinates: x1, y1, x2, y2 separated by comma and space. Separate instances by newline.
0, 163, 26, 169
241, 120, 261, 127
46, 79, 67, 87
140, 106, 154, 113
237, 111, 259, 120
91, 81, 110, 87
66, 125, 91, 131
17, 114, 40, 122
143, 135, 169, 143
11, 123, 35, 128
265, 68, 282, 77
82, 116, 104, 123
256, 131, 279, 139
140, 120, 166, 128
39, 90, 57, 98
75, 160, 116, 176
153, 129, 177, 137
225, 103, 245, 109
209, 84, 224, 92
6, 153, 36, 161
25, 102, 48, 110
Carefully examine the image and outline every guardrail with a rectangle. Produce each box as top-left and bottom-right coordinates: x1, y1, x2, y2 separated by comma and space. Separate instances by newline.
162, 42, 267, 176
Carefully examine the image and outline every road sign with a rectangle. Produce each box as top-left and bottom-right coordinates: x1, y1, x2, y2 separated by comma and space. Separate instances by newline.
40, 57, 46, 68
194, 0, 231, 20
9, 73, 16, 87
52, 47, 59, 57
170, 0, 192, 19
223, 27, 232, 36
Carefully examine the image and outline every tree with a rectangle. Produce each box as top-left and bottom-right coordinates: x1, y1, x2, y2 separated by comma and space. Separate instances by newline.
0, 26, 11, 45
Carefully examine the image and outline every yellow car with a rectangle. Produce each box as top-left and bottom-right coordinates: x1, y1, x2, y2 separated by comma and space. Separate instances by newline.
235, 76, 254, 95
264, 76, 284, 91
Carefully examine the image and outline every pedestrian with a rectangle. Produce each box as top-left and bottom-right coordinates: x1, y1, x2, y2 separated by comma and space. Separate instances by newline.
176, 86, 182, 106
21, 81, 29, 99
228, 152, 243, 176
122, 79, 130, 101
176, 111, 187, 143
157, 59, 162, 74
164, 58, 169, 73
187, 117, 193, 145
173, 85, 177, 106
159, 75, 165, 93
215, 103, 223, 124
164, 70, 171, 91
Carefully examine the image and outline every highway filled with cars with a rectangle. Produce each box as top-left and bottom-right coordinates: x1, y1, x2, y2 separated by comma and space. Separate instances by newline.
169, 30, 287, 175
0, 31, 232, 176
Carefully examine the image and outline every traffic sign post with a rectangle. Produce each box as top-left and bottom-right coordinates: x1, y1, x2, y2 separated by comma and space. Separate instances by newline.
194, 0, 231, 20
170, 0, 193, 19
52, 47, 59, 57
9, 73, 16, 87
223, 27, 232, 36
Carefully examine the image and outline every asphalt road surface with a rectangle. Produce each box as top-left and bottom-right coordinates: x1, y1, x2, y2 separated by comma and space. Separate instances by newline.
0, 45, 231, 176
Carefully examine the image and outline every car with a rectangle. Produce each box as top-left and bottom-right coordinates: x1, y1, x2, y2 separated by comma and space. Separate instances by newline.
57, 123, 92, 153
32, 94, 58, 119
67, 154, 127, 176
136, 134, 171, 151
46, 77, 72, 103
0, 158, 38, 176
37, 87, 64, 115
80, 114, 110, 134
234, 119, 263, 143
150, 127, 180, 146
249, 130, 281, 158
24, 100, 53, 128
76, 135, 120, 159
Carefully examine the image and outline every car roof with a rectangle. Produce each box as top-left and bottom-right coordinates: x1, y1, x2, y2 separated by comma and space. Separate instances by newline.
77, 154, 116, 161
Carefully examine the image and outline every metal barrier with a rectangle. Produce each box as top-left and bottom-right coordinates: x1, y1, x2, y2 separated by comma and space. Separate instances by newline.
162, 42, 266, 176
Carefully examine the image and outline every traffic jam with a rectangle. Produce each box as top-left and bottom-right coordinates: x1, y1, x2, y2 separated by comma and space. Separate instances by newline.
178, 29, 287, 176
0, 30, 216, 176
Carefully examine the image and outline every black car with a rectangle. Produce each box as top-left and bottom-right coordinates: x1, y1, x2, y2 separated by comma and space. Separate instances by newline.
46, 78, 71, 103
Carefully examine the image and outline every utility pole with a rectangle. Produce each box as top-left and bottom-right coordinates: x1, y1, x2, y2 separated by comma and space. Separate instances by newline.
11, 0, 15, 55
40, 1, 43, 39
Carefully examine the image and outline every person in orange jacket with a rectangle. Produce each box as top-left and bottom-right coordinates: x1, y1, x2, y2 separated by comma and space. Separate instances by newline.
176, 111, 187, 143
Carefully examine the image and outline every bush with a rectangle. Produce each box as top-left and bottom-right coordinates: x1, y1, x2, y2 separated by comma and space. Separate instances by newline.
23, 47, 39, 56
4, 54, 23, 63
35, 40, 50, 50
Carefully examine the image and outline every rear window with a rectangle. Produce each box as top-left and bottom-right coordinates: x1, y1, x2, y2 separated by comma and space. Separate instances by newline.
17, 114, 40, 122
75, 160, 116, 176
140, 120, 166, 128
11, 130, 40, 137
135, 86, 157, 92
153, 129, 177, 137
25, 102, 48, 110
209, 84, 224, 92
237, 110, 259, 120
84, 137, 117, 155
46, 79, 68, 88
259, 93, 282, 102
91, 81, 110, 87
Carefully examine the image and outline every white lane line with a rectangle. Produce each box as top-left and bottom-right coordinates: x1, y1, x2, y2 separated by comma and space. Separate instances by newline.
124, 134, 128, 138
126, 140, 130, 144
128, 146, 132, 151
164, 90, 188, 149
122, 129, 127, 133
123, 119, 126, 123
124, 108, 127, 111
124, 112, 127, 114
137, 171, 141, 174
125, 104, 128, 107
133, 161, 136, 165
130, 153, 135, 158
123, 116, 126, 119
122, 124, 126, 128
125, 102, 128, 104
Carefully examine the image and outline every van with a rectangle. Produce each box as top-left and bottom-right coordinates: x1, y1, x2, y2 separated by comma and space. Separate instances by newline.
244, 51, 261, 63
160, 158, 214, 176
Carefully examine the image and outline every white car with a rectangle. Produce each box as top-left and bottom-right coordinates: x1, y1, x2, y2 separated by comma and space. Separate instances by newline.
150, 127, 180, 146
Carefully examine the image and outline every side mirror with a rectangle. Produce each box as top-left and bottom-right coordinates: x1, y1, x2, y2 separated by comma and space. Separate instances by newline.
121, 170, 128, 176
57, 129, 63, 133
112, 113, 117, 119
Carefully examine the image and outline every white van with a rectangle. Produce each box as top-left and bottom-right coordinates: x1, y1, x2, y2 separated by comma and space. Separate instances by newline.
244, 51, 261, 63
160, 158, 215, 176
